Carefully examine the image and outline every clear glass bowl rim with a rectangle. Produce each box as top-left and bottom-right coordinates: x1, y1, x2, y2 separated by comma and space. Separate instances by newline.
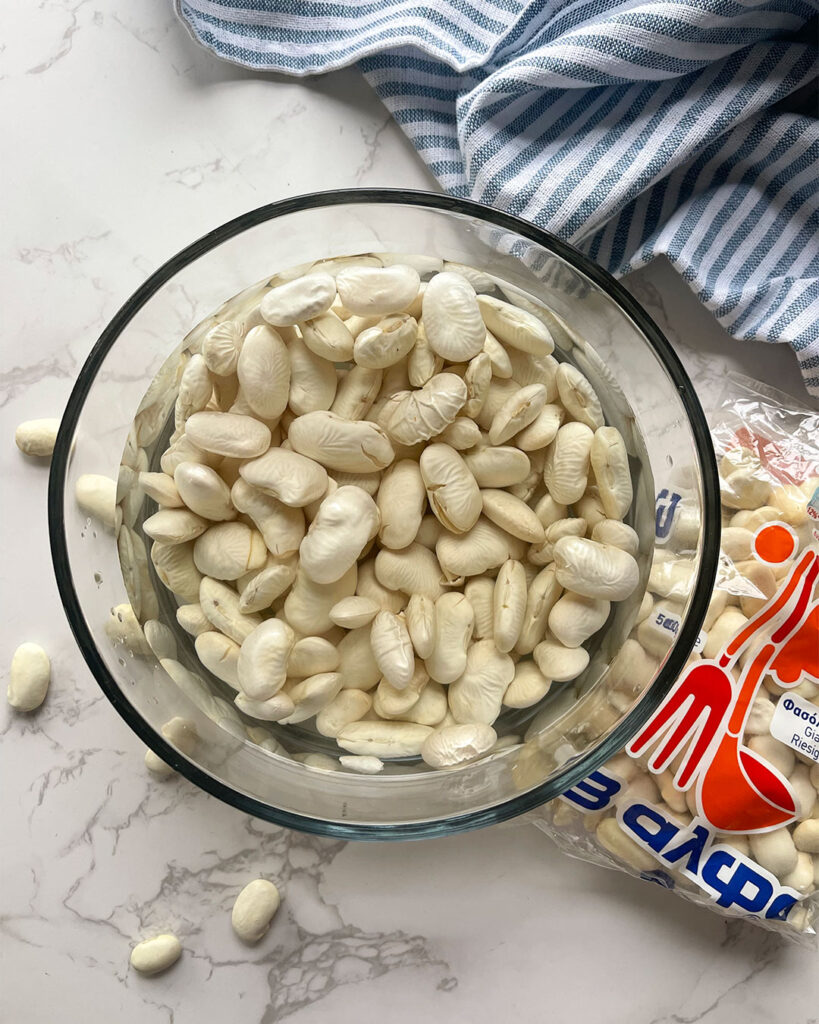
48, 188, 721, 840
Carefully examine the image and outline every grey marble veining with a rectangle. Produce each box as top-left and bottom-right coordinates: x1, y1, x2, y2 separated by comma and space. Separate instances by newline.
2, 1, 818, 1022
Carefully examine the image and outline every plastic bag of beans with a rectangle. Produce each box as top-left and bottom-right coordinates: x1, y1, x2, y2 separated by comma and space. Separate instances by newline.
530, 375, 819, 943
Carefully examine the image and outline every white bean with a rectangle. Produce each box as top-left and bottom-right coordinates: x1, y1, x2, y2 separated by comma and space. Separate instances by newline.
549, 592, 611, 648
289, 411, 394, 473
476, 295, 554, 355
407, 322, 444, 387
553, 536, 640, 601
463, 352, 492, 418
436, 517, 525, 581
316, 689, 372, 737
238, 562, 297, 613
374, 543, 445, 600
143, 620, 177, 661
15, 418, 59, 457
591, 519, 639, 556
176, 603, 211, 636
370, 611, 415, 689
136, 473, 179, 512
199, 577, 262, 644
749, 828, 798, 877
463, 445, 530, 488
426, 592, 475, 684
421, 723, 497, 769
543, 422, 593, 505
488, 384, 548, 445
516, 564, 562, 655
151, 541, 202, 603
596, 818, 657, 873
503, 661, 551, 708
185, 411, 271, 459
300, 311, 355, 362
721, 468, 771, 510
161, 433, 219, 475
193, 522, 267, 580
236, 325, 290, 420
405, 593, 436, 659
481, 490, 544, 544
233, 618, 295, 695
422, 271, 486, 361
284, 563, 357, 635
331, 365, 383, 420
492, 559, 527, 654
336, 264, 420, 316
174, 462, 236, 521
202, 320, 243, 375
702, 607, 748, 659
377, 460, 426, 550
75, 474, 118, 528
175, 354, 212, 431
231, 478, 305, 556
336, 721, 433, 757
483, 330, 513, 377
533, 636, 589, 682
340, 755, 385, 774
437, 417, 482, 451
793, 820, 819, 853
337, 627, 381, 691
287, 333, 338, 414
8, 643, 50, 711
231, 879, 281, 943
195, 631, 241, 688
476, 382, 523, 434
402, 680, 448, 726
235, 691, 295, 722
514, 404, 563, 451
448, 639, 515, 725
420, 443, 482, 535
379, 373, 467, 446
354, 314, 417, 369
288, 636, 341, 677
373, 662, 429, 718
261, 273, 336, 325
240, 447, 328, 508
300, 486, 380, 583
329, 595, 380, 629
282, 671, 343, 724
464, 577, 495, 640
590, 426, 632, 519
556, 363, 604, 430
356, 557, 406, 613
130, 934, 182, 975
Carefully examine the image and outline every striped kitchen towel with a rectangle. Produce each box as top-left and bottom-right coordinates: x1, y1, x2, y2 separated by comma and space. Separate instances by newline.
176, 1, 819, 394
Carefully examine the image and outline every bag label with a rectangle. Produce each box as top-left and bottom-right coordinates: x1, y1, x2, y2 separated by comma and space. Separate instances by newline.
654, 605, 706, 652
770, 693, 819, 763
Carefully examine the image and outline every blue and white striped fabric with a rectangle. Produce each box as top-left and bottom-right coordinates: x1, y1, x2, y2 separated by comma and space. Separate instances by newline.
176, 1, 819, 394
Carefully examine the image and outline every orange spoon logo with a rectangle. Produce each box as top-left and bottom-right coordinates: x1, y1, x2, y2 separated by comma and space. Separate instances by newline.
627, 523, 818, 835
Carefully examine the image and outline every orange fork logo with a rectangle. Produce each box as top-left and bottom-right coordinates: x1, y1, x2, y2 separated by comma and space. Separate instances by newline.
627, 524, 819, 834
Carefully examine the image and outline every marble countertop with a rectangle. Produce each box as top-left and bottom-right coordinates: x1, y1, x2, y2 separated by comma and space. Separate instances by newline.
2, 3, 818, 1021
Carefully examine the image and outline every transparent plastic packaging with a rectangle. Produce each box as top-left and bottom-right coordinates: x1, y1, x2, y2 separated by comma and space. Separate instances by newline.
530, 375, 819, 943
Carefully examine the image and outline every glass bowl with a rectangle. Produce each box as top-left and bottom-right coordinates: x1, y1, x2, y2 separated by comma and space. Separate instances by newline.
48, 189, 720, 839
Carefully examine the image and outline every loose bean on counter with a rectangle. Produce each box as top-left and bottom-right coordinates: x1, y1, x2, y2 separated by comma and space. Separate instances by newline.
8, 643, 51, 711
231, 879, 281, 943
15, 418, 59, 457
129, 934, 182, 975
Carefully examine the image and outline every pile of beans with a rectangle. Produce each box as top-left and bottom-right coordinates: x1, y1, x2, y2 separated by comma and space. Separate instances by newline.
125, 256, 642, 771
